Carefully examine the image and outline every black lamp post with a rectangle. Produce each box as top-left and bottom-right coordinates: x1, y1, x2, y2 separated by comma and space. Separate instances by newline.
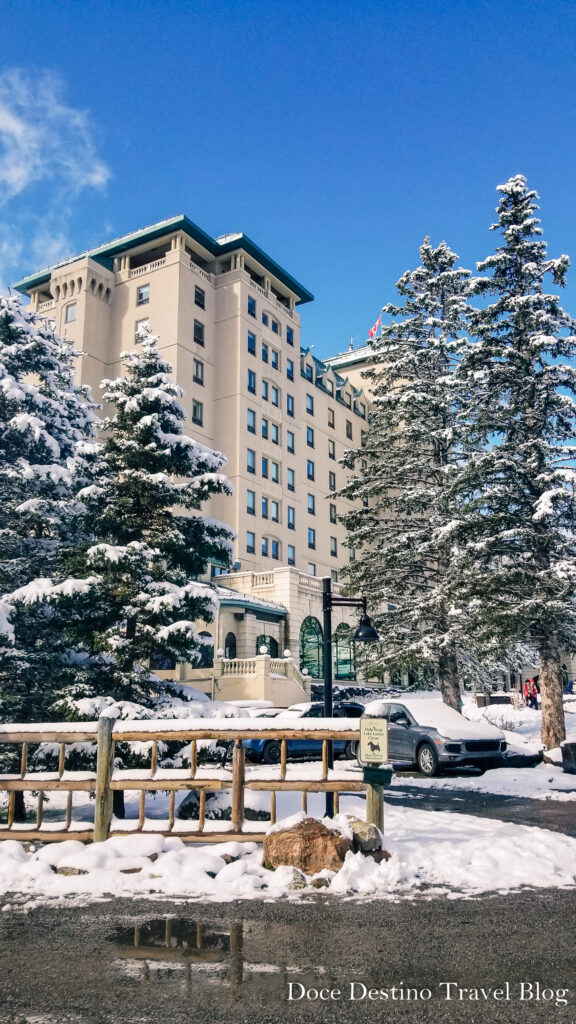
322, 576, 379, 816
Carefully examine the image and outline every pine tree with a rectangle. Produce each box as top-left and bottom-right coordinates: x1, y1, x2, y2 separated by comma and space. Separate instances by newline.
338, 240, 471, 708
58, 326, 235, 706
0, 295, 98, 724
449, 176, 576, 748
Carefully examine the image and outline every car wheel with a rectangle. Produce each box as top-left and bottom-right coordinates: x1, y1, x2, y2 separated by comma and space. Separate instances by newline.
417, 743, 439, 777
262, 741, 282, 765
344, 740, 357, 760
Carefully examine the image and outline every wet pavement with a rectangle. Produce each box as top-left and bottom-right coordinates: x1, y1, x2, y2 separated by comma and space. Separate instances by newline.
0, 891, 575, 1024
386, 783, 576, 836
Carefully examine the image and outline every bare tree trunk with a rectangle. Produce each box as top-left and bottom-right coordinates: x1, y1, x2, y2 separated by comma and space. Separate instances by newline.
538, 644, 566, 749
438, 644, 461, 710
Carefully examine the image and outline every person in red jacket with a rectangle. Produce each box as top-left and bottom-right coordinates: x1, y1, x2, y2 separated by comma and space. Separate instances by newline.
523, 678, 538, 709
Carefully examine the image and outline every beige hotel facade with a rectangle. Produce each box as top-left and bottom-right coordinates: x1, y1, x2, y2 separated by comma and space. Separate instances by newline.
15, 216, 377, 700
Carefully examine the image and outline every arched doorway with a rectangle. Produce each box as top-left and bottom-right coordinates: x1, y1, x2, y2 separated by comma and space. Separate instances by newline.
334, 622, 355, 680
224, 632, 237, 659
255, 634, 278, 657
299, 616, 323, 677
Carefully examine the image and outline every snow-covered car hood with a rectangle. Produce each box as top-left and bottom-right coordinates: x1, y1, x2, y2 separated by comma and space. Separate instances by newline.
364, 698, 505, 741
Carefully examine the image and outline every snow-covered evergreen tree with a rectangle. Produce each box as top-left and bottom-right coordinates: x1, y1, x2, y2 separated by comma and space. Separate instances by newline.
59, 326, 235, 706
338, 240, 471, 708
0, 296, 98, 724
449, 176, 576, 748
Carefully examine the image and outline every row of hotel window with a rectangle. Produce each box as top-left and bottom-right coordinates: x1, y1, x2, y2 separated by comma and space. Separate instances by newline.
247, 295, 294, 343
136, 282, 206, 310
247, 411, 341, 456
247, 492, 340, 525
245, 531, 342, 573
246, 452, 338, 490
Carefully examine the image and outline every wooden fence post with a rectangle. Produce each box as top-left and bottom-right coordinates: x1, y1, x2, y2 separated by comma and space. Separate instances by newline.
365, 783, 384, 832
231, 738, 245, 834
94, 716, 115, 842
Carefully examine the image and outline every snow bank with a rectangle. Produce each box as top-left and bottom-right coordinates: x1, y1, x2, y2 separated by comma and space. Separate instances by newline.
1, 802, 574, 904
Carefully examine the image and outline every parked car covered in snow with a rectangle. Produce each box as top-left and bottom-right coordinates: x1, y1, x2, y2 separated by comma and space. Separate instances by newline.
364, 699, 507, 776
243, 701, 365, 764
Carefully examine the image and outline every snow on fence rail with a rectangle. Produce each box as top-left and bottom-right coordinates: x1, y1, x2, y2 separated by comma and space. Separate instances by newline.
0, 718, 366, 844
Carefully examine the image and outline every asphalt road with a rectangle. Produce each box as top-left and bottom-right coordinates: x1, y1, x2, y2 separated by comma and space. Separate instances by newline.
1, 889, 575, 1024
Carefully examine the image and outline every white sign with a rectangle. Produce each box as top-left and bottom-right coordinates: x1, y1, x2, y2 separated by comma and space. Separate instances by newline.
360, 718, 389, 764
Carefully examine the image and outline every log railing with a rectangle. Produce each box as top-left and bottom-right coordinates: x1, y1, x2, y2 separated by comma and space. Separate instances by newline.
0, 717, 372, 844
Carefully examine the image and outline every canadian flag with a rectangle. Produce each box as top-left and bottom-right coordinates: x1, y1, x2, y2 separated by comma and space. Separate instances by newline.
368, 315, 381, 339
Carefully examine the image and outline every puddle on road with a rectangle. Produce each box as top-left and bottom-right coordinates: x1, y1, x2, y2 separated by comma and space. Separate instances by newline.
112, 917, 327, 996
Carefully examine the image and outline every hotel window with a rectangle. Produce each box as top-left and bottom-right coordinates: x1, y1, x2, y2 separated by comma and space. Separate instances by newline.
308, 528, 316, 550
135, 317, 149, 339
262, 380, 269, 401
330, 537, 338, 557
287, 506, 295, 530
288, 544, 296, 566
287, 468, 295, 491
307, 493, 315, 515
271, 500, 280, 523
247, 531, 256, 554
306, 394, 314, 415
287, 394, 295, 417
271, 348, 279, 370
136, 283, 150, 305
262, 537, 269, 556
262, 456, 269, 478
262, 342, 269, 363
271, 461, 279, 483
329, 470, 336, 491
65, 302, 77, 323
307, 427, 314, 448
247, 449, 256, 474
328, 407, 335, 428
193, 358, 204, 386
346, 420, 353, 440
307, 460, 315, 481
248, 296, 256, 318
286, 358, 294, 381
247, 408, 256, 433
271, 422, 280, 445
328, 438, 336, 459
271, 318, 280, 335
286, 325, 294, 346
248, 331, 256, 355
329, 502, 337, 523
262, 312, 269, 327
271, 385, 279, 407
304, 363, 313, 381
192, 400, 203, 426
261, 417, 269, 439
325, 379, 334, 395
194, 285, 205, 309
287, 430, 295, 454
349, 547, 356, 562
331, 569, 339, 582
248, 369, 256, 394
247, 490, 256, 515
193, 319, 205, 346
308, 562, 316, 576
262, 496, 269, 519
271, 539, 280, 560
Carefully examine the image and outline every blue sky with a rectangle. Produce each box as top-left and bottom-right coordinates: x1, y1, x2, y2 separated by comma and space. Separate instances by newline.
2, 0, 576, 359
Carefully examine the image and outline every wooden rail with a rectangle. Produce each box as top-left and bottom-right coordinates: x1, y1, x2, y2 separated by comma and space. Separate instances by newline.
0, 717, 378, 844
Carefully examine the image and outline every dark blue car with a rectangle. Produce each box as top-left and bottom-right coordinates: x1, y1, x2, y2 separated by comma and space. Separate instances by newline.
243, 701, 364, 764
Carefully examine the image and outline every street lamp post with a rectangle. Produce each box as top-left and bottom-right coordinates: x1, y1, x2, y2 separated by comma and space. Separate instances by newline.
322, 576, 379, 817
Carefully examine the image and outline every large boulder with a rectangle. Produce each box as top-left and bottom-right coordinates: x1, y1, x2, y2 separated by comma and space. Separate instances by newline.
263, 818, 353, 874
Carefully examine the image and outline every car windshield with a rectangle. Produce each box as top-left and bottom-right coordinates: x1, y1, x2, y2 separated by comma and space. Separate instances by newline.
276, 708, 307, 718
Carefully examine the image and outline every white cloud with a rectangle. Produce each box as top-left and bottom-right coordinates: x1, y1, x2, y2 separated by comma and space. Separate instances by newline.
0, 69, 111, 290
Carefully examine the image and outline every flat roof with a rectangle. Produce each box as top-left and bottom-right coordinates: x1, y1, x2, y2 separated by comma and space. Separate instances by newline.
14, 214, 314, 306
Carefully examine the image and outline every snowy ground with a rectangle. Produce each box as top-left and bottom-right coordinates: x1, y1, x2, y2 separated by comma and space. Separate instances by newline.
1, 789, 575, 906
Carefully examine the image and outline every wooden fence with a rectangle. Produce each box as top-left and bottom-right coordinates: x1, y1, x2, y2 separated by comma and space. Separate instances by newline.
0, 717, 374, 844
